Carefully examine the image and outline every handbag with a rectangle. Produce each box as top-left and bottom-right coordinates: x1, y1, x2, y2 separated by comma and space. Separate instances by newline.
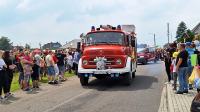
9, 58, 16, 70
191, 93, 200, 112
189, 68, 196, 84
9, 65, 16, 70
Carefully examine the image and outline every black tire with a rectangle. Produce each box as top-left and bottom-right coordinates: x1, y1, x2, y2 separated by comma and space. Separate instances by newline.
95, 75, 106, 80
143, 59, 147, 65
132, 71, 136, 78
124, 71, 132, 86
154, 58, 157, 63
80, 75, 89, 86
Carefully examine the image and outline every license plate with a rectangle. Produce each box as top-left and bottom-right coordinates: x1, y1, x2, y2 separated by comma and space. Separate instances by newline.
94, 71, 107, 74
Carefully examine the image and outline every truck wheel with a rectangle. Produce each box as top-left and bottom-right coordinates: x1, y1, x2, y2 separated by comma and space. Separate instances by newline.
96, 76, 106, 80
80, 75, 89, 86
143, 59, 147, 65
132, 71, 136, 79
124, 71, 132, 86
154, 58, 157, 63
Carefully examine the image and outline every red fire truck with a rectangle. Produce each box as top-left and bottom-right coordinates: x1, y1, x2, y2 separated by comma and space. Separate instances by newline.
78, 25, 137, 86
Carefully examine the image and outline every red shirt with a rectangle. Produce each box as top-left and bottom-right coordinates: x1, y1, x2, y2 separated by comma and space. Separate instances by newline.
52, 55, 58, 63
23, 55, 31, 62
16, 53, 24, 62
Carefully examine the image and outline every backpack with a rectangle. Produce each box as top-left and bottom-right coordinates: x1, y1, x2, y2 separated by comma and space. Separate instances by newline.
191, 93, 200, 112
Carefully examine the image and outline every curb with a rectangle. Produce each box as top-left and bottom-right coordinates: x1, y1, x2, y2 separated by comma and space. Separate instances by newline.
158, 84, 168, 112
166, 84, 174, 112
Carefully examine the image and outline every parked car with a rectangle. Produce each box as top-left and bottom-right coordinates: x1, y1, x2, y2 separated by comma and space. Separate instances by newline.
137, 47, 157, 65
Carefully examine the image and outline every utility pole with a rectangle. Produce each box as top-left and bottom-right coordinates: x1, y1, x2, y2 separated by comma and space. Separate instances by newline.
39, 42, 42, 50
167, 23, 170, 45
154, 33, 156, 47
171, 33, 173, 43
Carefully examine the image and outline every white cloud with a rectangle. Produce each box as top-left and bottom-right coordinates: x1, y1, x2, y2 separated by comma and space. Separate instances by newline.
1, 0, 200, 47
16, 0, 30, 10
0, 0, 8, 6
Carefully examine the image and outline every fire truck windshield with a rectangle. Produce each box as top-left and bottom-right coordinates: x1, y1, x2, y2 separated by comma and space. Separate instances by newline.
86, 32, 124, 46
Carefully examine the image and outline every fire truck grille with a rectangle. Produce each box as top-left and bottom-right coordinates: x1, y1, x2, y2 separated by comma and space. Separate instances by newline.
88, 58, 115, 66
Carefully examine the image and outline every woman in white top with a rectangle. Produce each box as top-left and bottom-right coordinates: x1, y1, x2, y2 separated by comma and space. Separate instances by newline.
0, 50, 8, 101
66, 52, 73, 74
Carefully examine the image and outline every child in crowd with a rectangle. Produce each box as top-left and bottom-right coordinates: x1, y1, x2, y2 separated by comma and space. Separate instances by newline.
32, 60, 40, 89
171, 52, 179, 90
192, 66, 200, 93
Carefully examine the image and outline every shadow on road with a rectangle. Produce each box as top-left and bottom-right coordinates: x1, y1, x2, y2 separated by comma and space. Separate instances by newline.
83, 75, 158, 92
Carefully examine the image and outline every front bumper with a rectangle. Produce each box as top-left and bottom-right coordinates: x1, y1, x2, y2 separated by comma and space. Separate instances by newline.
78, 68, 130, 74
137, 57, 146, 63
78, 57, 132, 74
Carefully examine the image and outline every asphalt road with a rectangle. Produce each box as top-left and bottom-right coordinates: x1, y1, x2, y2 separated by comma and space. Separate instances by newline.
0, 61, 165, 112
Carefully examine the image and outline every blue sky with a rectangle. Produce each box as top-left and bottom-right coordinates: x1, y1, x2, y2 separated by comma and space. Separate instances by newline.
0, 0, 200, 48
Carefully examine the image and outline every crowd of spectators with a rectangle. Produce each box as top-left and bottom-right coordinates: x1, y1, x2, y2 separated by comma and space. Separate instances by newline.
0, 48, 81, 102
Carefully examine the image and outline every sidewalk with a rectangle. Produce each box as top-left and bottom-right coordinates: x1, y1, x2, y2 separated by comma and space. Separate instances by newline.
159, 83, 197, 112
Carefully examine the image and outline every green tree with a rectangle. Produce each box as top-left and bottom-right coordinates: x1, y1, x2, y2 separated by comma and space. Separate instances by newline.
176, 29, 195, 43
25, 43, 31, 49
176, 21, 187, 38
185, 29, 195, 42
0, 36, 12, 50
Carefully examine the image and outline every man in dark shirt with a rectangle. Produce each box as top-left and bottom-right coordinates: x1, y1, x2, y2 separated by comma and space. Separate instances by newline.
56, 50, 66, 81
164, 52, 172, 82
176, 43, 189, 94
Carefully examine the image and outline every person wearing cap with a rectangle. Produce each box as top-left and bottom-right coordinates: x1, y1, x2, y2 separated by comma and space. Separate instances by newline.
172, 51, 179, 90
176, 43, 189, 94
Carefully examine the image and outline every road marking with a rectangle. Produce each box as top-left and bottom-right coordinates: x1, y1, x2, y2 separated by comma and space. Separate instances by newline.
44, 90, 92, 112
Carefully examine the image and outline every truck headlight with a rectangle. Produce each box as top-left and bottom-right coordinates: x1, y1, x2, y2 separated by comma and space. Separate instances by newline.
140, 56, 144, 58
82, 60, 88, 65
116, 59, 122, 65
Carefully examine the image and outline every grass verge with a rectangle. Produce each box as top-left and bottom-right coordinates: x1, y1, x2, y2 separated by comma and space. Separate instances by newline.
11, 72, 75, 92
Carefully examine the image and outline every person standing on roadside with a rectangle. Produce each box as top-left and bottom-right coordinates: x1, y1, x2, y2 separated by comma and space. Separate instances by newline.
176, 43, 189, 94
40, 56, 46, 80
66, 52, 73, 74
21, 51, 33, 91
0, 50, 8, 102
56, 50, 66, 81
31, 59, 40, 89
15, 49, 25, 89
52, 52, 59, 84
34, 52, 44, 80
164, 52, 172, 82
3, 51, 16, 98
45, 51, 56, 84
172, 52, 179, 90
73, 49, 81, 75
185, 42, 195, 90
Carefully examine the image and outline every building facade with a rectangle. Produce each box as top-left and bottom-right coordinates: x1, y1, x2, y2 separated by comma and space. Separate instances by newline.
42, 42, 62, 50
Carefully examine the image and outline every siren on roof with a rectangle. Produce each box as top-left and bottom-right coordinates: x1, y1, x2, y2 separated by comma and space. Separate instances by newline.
91, 26, 95, 31
117, 25, 121, 30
